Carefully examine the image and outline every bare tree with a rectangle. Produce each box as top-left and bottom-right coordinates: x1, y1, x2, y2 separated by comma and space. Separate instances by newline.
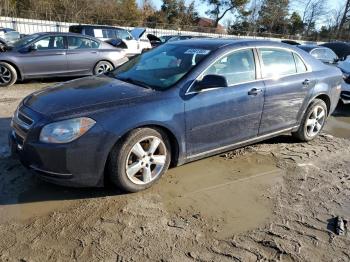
337, 0, 350, 37
299, 0, 327, 36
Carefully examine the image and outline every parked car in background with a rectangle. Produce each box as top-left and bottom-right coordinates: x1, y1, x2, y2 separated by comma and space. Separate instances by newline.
320, 42, 350, 61
69, 25, 152, 57
281, 40, 301, 46
0, 27, 20, 44
9, 40, 342, 192
0, 32, 127, 87
147, 34, 209, 48
298, 45, 350, 104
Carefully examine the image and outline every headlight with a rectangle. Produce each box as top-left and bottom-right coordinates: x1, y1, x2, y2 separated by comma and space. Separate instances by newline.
40, 117, 96, 144
343, 73, 349, 80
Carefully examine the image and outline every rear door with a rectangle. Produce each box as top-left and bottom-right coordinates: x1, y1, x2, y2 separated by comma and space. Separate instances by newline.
66, 36, 100, 75
185, 48, 265, 156
258, 48, 315, 135
19, 35, 68, 77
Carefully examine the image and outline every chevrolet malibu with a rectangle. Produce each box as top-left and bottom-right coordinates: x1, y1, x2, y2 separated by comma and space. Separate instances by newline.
0, 32, 128, 87
9, 39, 342, 192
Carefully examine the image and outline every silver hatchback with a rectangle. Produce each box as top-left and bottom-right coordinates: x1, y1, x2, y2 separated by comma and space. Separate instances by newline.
0, 32, 128, 87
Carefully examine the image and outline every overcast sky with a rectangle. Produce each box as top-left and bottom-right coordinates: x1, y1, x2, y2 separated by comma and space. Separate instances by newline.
137, 0, 344, 27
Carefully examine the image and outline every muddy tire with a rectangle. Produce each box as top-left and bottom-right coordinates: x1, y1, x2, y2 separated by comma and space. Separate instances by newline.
108, 128, 171, 193
0, 62, 17, 87
93, 61, 113, 75
292, 99, 328, 142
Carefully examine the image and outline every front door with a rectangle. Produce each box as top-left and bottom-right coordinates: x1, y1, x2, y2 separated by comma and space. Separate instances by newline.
19, 35, 68, 77
185, 49, 265, 156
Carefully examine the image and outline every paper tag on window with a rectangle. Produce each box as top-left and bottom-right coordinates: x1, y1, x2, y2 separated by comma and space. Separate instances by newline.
185, 49, 210, 55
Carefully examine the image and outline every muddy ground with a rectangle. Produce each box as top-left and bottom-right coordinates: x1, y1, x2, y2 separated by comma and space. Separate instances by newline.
0, 80, 350, 261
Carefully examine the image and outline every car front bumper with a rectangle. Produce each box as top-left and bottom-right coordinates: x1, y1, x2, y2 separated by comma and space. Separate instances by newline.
9, 120, 110, 188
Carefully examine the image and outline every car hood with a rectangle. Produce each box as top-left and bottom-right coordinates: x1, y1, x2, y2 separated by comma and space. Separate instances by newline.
338, 60, 350, 74
24, 75, 154, 116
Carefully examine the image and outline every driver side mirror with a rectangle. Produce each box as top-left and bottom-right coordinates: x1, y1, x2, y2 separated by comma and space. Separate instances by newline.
28, 44, 37, 52
194, 74, 228, 91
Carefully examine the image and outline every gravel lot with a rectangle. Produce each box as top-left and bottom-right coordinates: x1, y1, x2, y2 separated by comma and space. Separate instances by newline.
0, 80, 349, 261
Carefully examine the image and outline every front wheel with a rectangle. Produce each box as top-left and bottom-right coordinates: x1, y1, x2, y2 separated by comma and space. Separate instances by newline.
108, 128, 171, 192
292, 99, 328, 141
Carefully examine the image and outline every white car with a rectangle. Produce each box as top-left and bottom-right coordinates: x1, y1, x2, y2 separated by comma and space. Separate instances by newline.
69, 25, 151, 57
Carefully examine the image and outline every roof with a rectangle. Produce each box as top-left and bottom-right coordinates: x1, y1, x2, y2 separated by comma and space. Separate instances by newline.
167, 38, 298, 50
69, 24, 124, 30
32, 31, 100, 38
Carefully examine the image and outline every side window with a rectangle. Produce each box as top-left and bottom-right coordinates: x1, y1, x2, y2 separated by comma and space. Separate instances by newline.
34, 36, 65, 50
324, 49, 338, 61
202, 49, 256, 86
293, 53, 307, 73
68, 36, 95, 49
116, 29, 133, 40
260, 48, 296, 78
310, 49, 323, 59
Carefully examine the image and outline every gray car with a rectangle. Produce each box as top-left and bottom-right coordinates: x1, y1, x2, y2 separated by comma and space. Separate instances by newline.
298, 45, 350, 104
0, 32, 128, 87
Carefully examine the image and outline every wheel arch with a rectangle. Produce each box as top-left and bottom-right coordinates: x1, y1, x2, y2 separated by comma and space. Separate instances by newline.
0, 60, 23, 80
104, 123, 181, 178
312, 93, 331, 116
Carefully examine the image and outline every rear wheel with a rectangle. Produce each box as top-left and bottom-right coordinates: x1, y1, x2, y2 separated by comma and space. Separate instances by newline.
94, 61, 113, 75
0, 62, 17, 87
108, 128, 171, 192
292, 99, 327, 141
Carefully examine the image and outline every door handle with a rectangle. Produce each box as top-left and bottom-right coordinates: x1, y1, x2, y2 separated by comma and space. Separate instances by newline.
248, 88, 263, 96
302, 79, 310, 87
91, 51, 98, 54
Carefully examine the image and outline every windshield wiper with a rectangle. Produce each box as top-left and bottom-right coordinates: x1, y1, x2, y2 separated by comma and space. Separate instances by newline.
117, 77, 152, 89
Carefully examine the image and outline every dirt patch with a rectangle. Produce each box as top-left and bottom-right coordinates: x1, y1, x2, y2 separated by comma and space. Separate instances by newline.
0, 83, 350, 261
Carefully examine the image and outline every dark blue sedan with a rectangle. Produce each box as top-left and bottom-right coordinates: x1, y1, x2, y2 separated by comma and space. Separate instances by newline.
10, 39, 342, 192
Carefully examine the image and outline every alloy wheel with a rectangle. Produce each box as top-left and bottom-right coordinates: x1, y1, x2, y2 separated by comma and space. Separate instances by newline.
0, 65, 12, 84
97, 63, 112, 74
125, 136, 167, 185
305, 105, 326, 137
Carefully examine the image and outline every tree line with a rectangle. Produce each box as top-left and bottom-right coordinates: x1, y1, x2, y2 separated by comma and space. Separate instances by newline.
0, 0, 349, 41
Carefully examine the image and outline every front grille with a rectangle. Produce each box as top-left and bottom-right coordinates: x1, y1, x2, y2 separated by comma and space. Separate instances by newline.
341, 91, 350, 98
13, 108, 34, 132
17, 111, 34, 126
11, 107, 35, 147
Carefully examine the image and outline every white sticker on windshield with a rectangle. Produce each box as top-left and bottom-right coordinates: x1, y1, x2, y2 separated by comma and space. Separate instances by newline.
185, 49, 210, 55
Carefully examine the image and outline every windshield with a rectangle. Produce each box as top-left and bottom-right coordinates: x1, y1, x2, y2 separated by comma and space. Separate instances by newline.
12, 34, 41, 48
111, 44, 213, 90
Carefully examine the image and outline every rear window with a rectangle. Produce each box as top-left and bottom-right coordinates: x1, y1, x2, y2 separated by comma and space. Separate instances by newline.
260, 48, 297, 78
69, 26, 82, 34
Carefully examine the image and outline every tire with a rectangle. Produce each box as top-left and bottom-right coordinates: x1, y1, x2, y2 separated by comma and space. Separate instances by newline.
108, 128, 171, 192
0, 62, 17, 87
292, 99, 328, 142
93, 61, 113, 75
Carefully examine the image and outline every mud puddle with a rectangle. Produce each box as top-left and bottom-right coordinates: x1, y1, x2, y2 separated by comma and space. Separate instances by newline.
154, 153, 283, 237
325, 103, 350, 139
